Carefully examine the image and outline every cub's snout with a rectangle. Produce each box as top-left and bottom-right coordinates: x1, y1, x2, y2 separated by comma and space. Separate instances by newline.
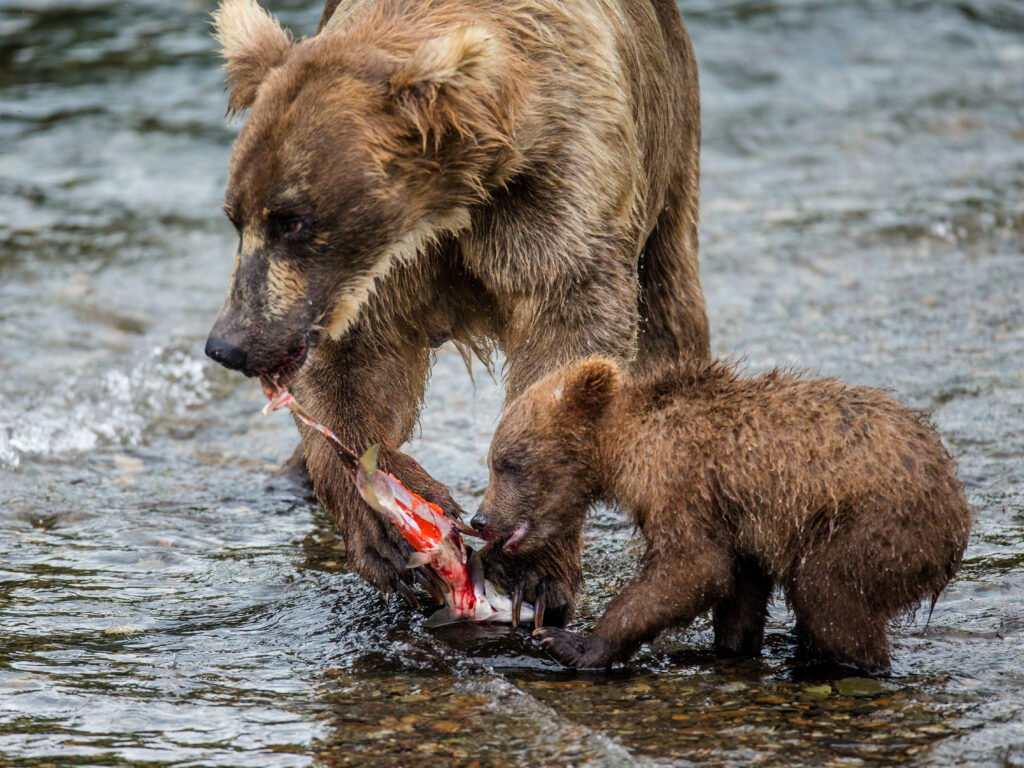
470, 510, 490, 533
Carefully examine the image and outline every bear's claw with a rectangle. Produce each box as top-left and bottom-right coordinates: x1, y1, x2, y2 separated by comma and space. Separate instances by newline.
393, 576, 420, 609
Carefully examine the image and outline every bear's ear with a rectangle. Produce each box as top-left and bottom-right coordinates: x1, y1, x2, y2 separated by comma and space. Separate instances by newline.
389, 26, 521, 151
555, 358, 621, 417
212, 0, 294, 116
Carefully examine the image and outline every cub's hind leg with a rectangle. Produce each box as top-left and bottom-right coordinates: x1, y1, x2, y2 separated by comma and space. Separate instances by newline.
787, 551, 891, 675
713, 555, 773, 657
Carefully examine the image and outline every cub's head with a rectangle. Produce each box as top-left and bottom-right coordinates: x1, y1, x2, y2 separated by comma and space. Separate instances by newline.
473, 358, 621, 556
204, 0, 524, 379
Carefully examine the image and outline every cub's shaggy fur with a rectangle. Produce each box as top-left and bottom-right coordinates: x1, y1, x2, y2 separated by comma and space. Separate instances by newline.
475, 358, 971, 673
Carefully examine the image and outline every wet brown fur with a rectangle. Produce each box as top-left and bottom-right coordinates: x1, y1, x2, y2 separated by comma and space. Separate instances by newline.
480, 358, 972, 673
207, 0, 708, 607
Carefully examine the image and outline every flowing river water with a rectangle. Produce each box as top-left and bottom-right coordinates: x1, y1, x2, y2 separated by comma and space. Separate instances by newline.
1, 1, 1022, 765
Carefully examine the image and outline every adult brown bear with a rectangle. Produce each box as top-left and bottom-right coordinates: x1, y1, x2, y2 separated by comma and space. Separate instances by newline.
204, 0, 708, 619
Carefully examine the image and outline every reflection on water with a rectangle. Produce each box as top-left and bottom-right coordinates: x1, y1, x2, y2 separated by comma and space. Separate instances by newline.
1, 0, 1022, 765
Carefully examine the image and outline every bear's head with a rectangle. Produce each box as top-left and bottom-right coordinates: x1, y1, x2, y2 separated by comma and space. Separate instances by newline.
204, 0, 525, 380
473, 357, 621, 556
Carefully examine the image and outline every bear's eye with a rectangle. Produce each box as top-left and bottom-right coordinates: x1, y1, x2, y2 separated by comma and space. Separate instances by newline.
269, 212, 314, 242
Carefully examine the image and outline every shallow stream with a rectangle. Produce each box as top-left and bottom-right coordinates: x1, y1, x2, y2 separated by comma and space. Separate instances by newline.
1, 1, 1022, 765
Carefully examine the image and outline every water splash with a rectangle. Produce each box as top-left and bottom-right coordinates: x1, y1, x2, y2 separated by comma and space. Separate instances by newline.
0, 345, 212, 469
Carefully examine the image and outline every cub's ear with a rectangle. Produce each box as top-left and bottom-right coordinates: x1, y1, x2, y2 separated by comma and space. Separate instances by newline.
212, 0, 293, 116
556, 358, 621, 417
389, 25, 523, 151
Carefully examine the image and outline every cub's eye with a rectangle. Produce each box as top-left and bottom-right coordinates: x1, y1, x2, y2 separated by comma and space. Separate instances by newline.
494, 456, 523, 476
286, 218, 303, 235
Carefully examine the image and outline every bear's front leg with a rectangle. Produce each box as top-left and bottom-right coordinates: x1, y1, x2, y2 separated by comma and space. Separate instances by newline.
289, 331, 464, 599
304, 431, 465, 600
480, 263, 641, 624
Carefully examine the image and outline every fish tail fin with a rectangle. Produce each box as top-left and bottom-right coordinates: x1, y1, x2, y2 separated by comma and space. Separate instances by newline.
422, 607, 464, 628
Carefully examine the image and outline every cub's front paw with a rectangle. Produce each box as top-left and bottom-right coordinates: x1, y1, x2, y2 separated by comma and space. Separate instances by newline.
478, 541, 581, 627
535, 628, 615, 669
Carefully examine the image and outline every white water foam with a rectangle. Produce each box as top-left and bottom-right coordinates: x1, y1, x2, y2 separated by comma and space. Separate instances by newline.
0, 346, 212, 469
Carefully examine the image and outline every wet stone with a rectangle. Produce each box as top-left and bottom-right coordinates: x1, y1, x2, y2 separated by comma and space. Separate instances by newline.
835, 678, 891, 698
803, 684, 833, 698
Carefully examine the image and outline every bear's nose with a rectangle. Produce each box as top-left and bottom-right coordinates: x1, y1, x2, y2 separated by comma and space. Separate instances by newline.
205, 333, 248, 372
470, 511, 488, 532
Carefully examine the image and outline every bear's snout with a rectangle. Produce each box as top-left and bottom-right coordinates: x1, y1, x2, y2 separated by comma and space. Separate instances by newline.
205, 332, 248, 372
205, 307, 311, 381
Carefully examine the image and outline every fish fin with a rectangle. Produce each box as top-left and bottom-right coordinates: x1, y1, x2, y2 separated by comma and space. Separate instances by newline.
356, 444, 395, 514
423, 607, 464, 628
355, 466, 380, 513
407, 552, 431, 569
485, 577, 509, 598
468, 550, 487, 597
359, 444, 381, 474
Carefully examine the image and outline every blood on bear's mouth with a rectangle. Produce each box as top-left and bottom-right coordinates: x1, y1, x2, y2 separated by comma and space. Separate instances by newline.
473, 523, 499, 542
263, 339, 308, 385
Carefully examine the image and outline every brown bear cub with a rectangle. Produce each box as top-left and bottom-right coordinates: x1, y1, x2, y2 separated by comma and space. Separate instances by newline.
472, 357, 971, 675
